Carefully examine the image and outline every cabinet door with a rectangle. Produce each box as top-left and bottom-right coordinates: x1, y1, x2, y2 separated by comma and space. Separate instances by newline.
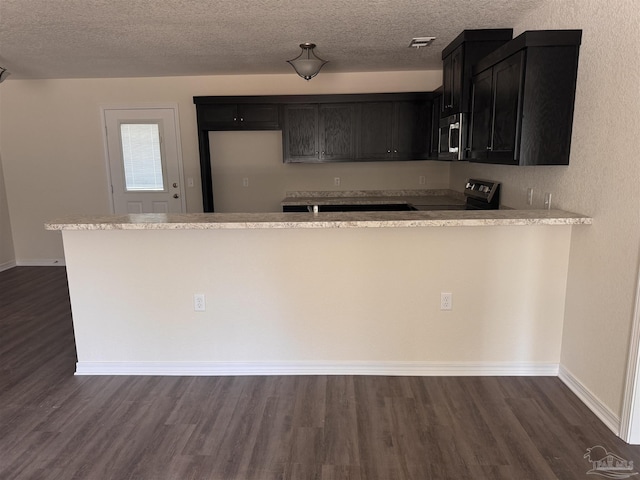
450, 46, 463, 113
490, 52, 524, 162
197, 104, 239, 129
469, 68, 494, 160
319, 104, 356, 161
429, 93, 442, 158
394, 101, 430, 160
283, 105, 319, 163
237, 104, 280, 129
441, 45, 463, 116
358, 103, 393, 160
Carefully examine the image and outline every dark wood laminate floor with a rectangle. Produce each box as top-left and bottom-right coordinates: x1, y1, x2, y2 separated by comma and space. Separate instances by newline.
2, 267, 640, 480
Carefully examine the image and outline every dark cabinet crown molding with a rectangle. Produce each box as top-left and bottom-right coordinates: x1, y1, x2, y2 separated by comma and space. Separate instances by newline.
441, 28, 513, 59
473, 30, 582, 75
194, 92, 435, 106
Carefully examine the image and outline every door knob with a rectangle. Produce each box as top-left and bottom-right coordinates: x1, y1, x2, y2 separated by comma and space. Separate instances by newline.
173, 182, 178, 188
173, 194, 179, 199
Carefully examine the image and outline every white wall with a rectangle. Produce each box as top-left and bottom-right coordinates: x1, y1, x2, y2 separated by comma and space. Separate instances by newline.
451, 0, 640, 419
210, 131, 449, 213
0, 86, 16, 269
63, 225, 572, 372
0, 70, 441, 263
0, 152, 15, 270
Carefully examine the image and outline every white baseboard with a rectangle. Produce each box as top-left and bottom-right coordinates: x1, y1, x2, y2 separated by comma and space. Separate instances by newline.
75, 361, 559, 377
559, 364, 620, 435
16, 258, 66, 267
0, 260, 16, 272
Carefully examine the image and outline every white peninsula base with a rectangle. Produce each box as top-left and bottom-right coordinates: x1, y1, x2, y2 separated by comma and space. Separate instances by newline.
48, 211, 588, 377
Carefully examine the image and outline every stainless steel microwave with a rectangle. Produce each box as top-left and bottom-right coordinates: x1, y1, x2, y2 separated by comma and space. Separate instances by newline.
438, 113, 465, 161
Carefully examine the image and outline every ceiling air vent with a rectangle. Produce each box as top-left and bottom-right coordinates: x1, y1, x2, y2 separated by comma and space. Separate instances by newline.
408, 37, 436, 48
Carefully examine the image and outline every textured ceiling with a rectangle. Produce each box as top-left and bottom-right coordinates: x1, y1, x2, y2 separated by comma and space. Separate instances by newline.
0, 0, 544, 79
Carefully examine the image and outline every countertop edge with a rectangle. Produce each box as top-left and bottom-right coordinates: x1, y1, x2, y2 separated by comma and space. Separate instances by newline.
45, 211, 593, 231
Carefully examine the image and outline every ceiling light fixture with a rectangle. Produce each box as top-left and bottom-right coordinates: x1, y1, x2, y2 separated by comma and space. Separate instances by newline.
0, 67, 10, 83
408, 37, 436, 48
287, 43, 328, 81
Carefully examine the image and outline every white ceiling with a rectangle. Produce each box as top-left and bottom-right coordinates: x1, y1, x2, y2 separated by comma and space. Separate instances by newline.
0, 0, 544, 80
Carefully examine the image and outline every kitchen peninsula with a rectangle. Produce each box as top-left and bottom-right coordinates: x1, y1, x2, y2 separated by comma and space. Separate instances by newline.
47, 209, 591, 376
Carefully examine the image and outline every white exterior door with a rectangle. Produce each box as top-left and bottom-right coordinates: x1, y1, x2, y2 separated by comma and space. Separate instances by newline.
104, 107, 185, 214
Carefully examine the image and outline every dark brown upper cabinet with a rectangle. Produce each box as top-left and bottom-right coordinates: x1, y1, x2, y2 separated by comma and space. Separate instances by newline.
283, 103, 356, 163
394, 100, 431, 160
356, 99, 432, 161
283, 104, 319, 162
468, 30, 582, 165
441, 45, 463, 115
194, 93, 436, 211
357, 102, 394, 160
440, 29, 513, 117
320, 104, 357, 161
280, 93, 434, 163
195, 102, 281, 130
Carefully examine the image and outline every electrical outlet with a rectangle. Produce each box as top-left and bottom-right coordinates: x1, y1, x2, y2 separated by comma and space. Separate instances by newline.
527, 187, 534, 206
440, 292, 452, 311
334, 177, 341, 187
242, 177, 249, 187
187, 177, 195, 188
194, 294, 206, 312
419, 175, 426, 185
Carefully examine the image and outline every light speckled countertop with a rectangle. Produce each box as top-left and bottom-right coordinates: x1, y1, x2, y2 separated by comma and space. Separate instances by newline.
281, 189, 466, 208
46, 209, 592, 231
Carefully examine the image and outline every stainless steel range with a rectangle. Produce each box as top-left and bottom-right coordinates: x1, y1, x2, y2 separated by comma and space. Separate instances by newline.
464, 179, 501, 210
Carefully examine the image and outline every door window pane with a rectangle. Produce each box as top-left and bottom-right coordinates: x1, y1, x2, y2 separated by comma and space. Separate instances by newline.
120, 123, 164, 191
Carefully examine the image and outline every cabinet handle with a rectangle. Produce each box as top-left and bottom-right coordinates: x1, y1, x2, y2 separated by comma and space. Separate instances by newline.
448, 122, 459, 153
387, 150, 391, 153
233, 117, 237, 121
240, 118, 244, 122
394, 149, 398, 153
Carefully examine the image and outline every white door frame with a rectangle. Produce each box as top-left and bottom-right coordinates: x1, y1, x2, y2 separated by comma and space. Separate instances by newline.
100, 103, 187, 214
